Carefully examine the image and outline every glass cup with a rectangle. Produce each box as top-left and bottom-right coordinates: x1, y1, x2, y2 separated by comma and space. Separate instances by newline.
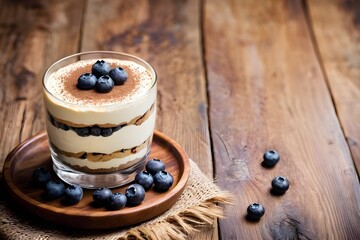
42, 51, 157, 188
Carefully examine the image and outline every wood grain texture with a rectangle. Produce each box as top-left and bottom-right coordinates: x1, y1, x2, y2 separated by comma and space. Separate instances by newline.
204, 0, 360, 239
307, 0, 360, 175
2, 0, 359, 238
80, 0, 214, 238
0, 0, 84, 177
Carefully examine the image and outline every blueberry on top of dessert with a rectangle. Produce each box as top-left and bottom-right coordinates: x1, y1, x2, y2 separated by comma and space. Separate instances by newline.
92, 60, 111, 78
76, 60, 128, 94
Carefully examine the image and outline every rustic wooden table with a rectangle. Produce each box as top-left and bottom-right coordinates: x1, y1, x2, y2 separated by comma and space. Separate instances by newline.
1, 0, 360, 239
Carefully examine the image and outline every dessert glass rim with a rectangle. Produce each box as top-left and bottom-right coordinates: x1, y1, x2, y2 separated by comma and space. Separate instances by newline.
42, 50, 157, 109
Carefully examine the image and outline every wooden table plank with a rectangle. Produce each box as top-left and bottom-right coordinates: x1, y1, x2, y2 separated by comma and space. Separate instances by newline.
2, 0, 359, 239
204, 0, 360, 238
0, 0, 84, 174
307, 0, 360, 175
81, 0, 212, 175
81, 0, 214, 238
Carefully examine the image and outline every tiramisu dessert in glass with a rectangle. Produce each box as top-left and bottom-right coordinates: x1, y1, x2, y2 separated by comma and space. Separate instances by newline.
42, 51, 157, 188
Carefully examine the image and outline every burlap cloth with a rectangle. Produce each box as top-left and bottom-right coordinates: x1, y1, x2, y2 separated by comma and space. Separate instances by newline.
0, 159, 232, 240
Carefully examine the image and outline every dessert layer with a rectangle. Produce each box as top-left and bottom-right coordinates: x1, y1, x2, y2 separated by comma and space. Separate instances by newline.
48, 103, 154, 130
45, 58, 155, 106
52, 138, 150, 162
46, 111, 156, 154
44, 85, 157, 125
57, 148, 148, 173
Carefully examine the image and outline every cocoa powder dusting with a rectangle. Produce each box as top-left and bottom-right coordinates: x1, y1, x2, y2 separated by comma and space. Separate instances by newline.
63, 62, 140, 103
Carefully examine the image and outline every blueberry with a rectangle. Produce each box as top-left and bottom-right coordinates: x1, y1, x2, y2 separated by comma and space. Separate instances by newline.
125, 184, 145, 206
53, 120, 70, 131
112, 125, 123, 132
32, 167, 52, 187
90, 126, 101, 136
271, 176, 289, 195
153, 171, 174, 192
93, 187, 112, 204
60, 124, 70, 131
45, 180, 65, 199
101, 128, 113, 137
263, 150, 280, 167
64, 185, 83, 204
247, 203, 265, 220
95, 75, 114, 93
146, 159, 165, 176
53, 119, 62, 128
109, 67, 128, 85
77, 73, 97, 90
92, 60, 111, 78
135, 171, 154, 191
73, 127, 90, 137
107, 192, 127, 210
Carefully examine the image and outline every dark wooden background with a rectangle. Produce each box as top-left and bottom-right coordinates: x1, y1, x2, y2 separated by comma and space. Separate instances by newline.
1, 0, 360, 239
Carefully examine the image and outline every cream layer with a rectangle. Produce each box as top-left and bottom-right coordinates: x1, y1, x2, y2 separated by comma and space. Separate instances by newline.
46, 111, 156, 154
44, 86, 156, 126
58, 147, 148, 170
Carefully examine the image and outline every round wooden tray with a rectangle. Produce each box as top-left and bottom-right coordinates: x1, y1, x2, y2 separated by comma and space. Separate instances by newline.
2, 130, 190, 229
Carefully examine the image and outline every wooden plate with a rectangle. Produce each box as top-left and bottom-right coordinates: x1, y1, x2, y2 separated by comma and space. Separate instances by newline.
2, 130, 190, 229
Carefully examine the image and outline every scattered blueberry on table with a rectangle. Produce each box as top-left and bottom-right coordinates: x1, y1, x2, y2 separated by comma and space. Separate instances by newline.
262, 150, 280, 167
246, 150, 292, 222
271, 176, 290, 195
247, 203, 265, 220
